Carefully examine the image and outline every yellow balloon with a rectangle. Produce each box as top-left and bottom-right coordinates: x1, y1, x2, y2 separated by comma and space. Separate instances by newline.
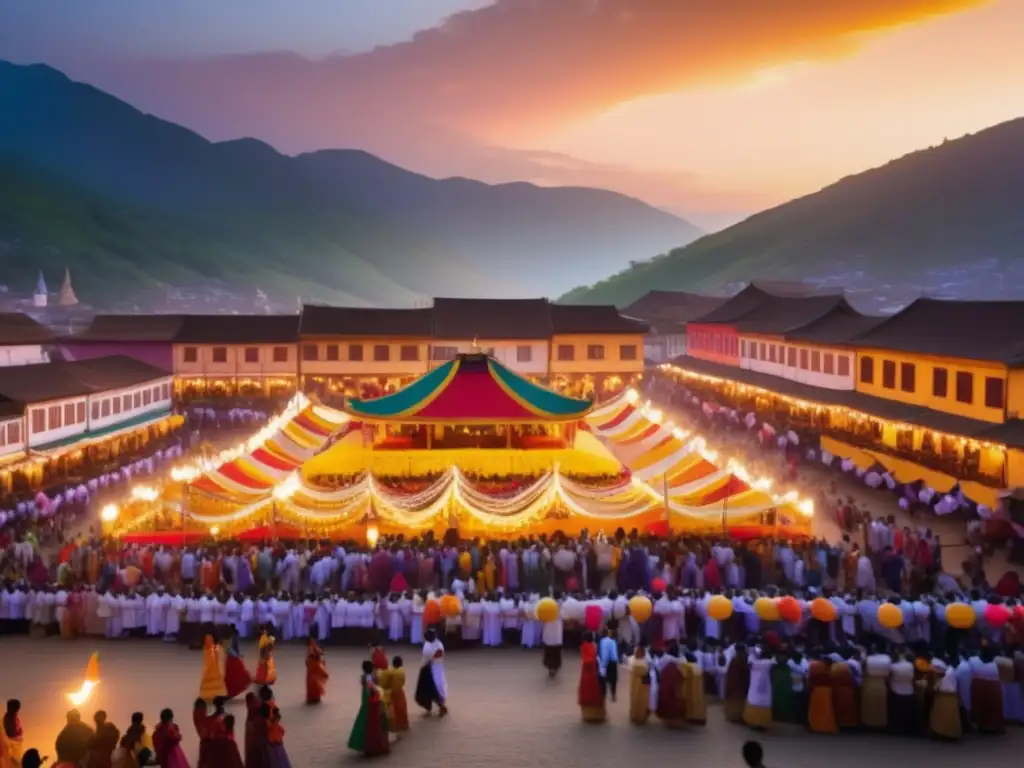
629, 595, 653, 624
536, 597, 559, 623
754, 597, 779, 622
877, 603, 903, 629
946, 602, 975, 630
707, 594, 733, 622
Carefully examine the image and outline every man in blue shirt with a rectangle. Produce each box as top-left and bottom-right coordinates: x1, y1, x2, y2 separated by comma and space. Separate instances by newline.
597, 623, 620, 702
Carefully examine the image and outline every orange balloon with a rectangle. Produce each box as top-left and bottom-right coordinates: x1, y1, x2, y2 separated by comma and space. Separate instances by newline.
810, 598, 837, 623
877, 602, 903, 629
777, 596, 802, 623
440, 594, 462, 618
423, 599, 442, 626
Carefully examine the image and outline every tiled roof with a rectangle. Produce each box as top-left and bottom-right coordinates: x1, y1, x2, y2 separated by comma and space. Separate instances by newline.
782, 306, 887, 345
431, 298, 552, 339
66, 314, 185, 342
0, 355, 169, 405
549, 304, 649, 334
690, 285, 774, 324
299, 305, 433, 337
0, 313, 56, 345
622, 291, 727, 324
732, 295, 851, 335
173, 314, 300, 344
852, 298, 1024, 366
667, 354, 1024, 448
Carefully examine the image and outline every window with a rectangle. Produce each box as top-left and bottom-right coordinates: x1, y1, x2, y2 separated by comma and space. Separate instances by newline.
860, 355, 874, 384
400, 345, 420, 362
955, 371, 973, 404
161, 383, 170, 400
750, 343, 759, 361
800, 349, 809, 370
76, 402, 85, 423
100, 399, 110, 418
48, 405, 62, 429
211, 347, 228, 364
64, 403, 75, 425
302, 344, 318, 362
557, 344, 575, 362
932, 367, 948, 398
900, 362, 916, 393
143, 389, 152, 406
349, 344, 364, 362
112, 397, 122, 415
516, 345, 533, 363
183, 346, 198, 363
768, 345, 777, 364
587, 344, 605, 361
787, 347, 797, 367
823, 353, 835, 375
740, 340, 747, 357
31, 409, 46, 434
759, 342, 766, 360
837, 356, 850, 377
432, 346, 458, 361
882, 360, 896, 389
6, 422, 20, 445
811, 350, 821, 372
123, 394, 132, 412
133, 392, 141, 408
273, 346, 289, 363
244, 347, 259, 363
91, 401, 100, 421
152, 386, 160, 401
373, 345, 390, 362
985, 376, 1005, 409
619, 344, 637, 361
325, 344, 339, 362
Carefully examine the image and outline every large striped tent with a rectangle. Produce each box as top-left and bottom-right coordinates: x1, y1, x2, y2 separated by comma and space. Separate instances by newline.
188, 401, 352, 499
585, 390, 812, 530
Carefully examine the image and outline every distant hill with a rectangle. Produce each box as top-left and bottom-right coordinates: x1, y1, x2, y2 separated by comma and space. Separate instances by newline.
561, 117, 1024, 307
0, 61, 700, 305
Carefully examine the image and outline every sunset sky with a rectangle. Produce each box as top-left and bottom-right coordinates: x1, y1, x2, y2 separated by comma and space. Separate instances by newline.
1, 0, 1021, 228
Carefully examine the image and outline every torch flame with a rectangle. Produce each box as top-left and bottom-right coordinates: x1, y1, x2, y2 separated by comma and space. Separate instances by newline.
67, 679, 98, 707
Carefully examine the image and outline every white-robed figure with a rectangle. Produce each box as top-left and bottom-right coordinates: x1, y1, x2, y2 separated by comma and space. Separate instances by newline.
387, 595, 405, 642
410, 593, 425, 645
165, 592, 184, 641
146, 587, 166, 637
414, 628, 449, 716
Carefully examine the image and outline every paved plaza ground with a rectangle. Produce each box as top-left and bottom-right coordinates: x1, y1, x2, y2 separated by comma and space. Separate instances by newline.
4, 638, 1020, 767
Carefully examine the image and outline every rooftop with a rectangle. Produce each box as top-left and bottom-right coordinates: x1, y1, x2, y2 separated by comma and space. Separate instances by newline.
549, 304, 649, 334
431, 297, 553, 339
299, 305, 433, 337
0, 312, 56, 345
66, 314, 186, 343
173, 314, 300, 344
0, 355, 171, 405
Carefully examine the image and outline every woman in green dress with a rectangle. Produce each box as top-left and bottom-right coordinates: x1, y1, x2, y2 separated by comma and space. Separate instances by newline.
770, 651, 796, 724
347, 661, 390, 756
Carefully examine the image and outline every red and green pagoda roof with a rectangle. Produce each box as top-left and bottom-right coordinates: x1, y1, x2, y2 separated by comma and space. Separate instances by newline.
345, 354, 592, 423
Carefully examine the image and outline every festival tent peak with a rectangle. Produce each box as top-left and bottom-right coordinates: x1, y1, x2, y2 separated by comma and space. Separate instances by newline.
344, 353, 592, 423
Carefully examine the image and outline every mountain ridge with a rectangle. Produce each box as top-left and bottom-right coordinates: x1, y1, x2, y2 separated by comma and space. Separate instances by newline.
0, 60, 701, 303
561, 117, 1024, 307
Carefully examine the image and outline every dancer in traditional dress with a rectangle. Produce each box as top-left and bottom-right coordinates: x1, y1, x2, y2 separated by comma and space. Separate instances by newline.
4, 699, 24, 766
200, 635, 228, 701
265, 707, 292, 768
683, 651, 707, 726
348, 661, 391, 757
224, 626, 252, 700
219, 715, 245, 768
627, 646, 651, 725
807, 658, 838, 733
830, 655, 860, 730
743, 651, 774, 729
153, 709, 192, 768
929, 659, 962, 741
254, 628, 277, 687
305, 636, 329, 705
243, 694, 269, 768
862, 645, 891, 730
117, 711, 154, 768
85, 710, 120, 768
655, 649, 686, 729
415, 628, 449, 716
970, 647, 1005, 734
387, 657, 410, 734
578, 632, 606, 723
724, 644, 750, 723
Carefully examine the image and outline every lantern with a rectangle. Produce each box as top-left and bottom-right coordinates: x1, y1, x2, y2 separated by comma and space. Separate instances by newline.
440, 594, 462, 618
707, 594, 733, 622
536, 597, 559, 623
810, 598, 837, 623
877, 603, 903, 629
628, 595, 653, 624
651, 577, 667, 593
778, 596, 802, 624
985, 603, 1011, 629
754, 597, 779, 622
945, 603, 974, 630
584, 605, 603, 632
423, 599, 442, 626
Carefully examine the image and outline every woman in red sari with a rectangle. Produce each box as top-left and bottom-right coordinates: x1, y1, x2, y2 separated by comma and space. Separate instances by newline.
153, 709, 191, 768
578, 633, 606, 723
243, 694, 269, 768
305, 637, 329, 704
224, 627, 252, 699
656, 656, 687, 729
348, 661, 391, 756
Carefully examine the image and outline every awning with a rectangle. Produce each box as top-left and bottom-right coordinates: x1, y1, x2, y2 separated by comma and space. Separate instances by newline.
820, 436, 879, 472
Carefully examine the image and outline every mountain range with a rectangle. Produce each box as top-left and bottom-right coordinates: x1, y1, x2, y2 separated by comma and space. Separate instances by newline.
0, 61, 701, 307
563, 117, 1024, 308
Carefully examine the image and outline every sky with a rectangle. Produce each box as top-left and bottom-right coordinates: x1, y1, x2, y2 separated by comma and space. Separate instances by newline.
1, 0, 1022, 229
